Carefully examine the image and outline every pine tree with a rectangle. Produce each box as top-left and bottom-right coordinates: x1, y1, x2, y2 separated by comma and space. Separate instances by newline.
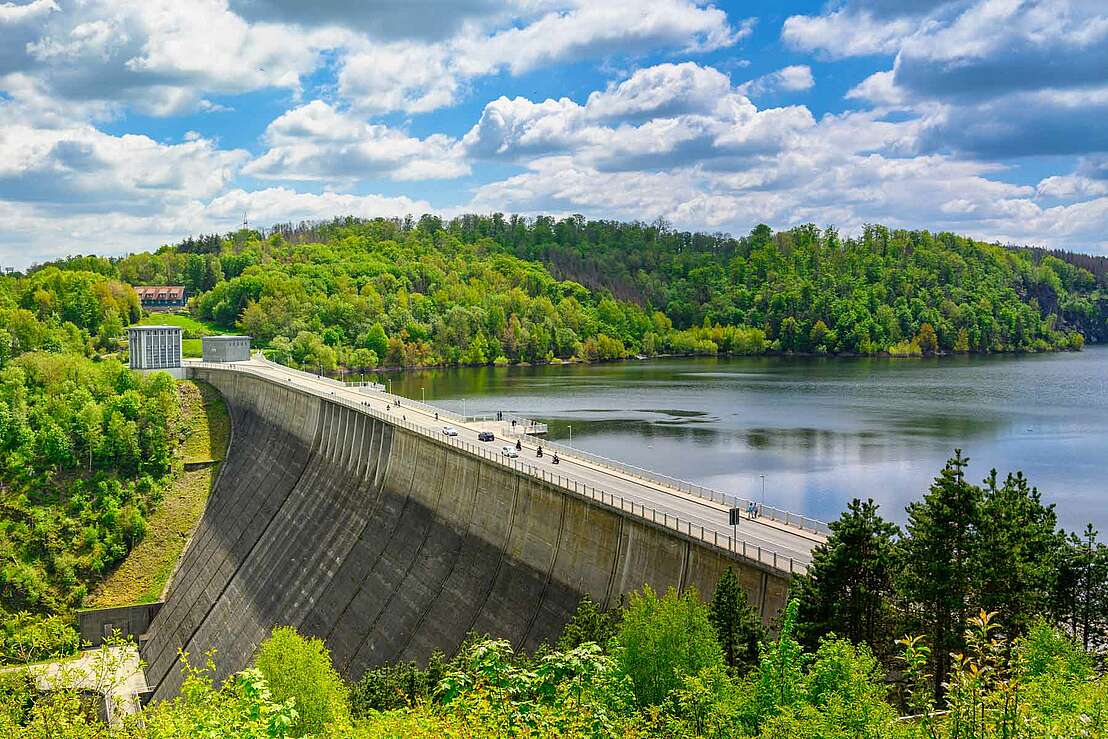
793, 498, 900, 658
708, 566, 764, 674
975, 470, 1064, 636
557, 594, 619, 651
898, 450, 982, 698
1053, 525, 1108, 654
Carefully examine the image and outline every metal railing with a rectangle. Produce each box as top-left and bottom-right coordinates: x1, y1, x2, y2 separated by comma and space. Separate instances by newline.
189, 360, 811, 576
512, 433, 830, 535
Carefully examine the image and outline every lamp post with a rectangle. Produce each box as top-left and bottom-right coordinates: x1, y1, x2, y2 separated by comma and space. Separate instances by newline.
387, 378, 393, 397
568, 425, 573, 444
759, 474, 766, 512
421, 386, 425, 403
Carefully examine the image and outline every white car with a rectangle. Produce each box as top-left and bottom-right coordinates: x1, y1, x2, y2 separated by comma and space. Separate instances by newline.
442, 426, 459, 437
501, 446, 519, 458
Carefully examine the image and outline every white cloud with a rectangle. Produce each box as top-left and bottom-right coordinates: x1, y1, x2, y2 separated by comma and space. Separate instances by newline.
243, 101, 469, 182
6, 0, 339, 118
782, 8, 917, 58
737, 65, 814, 96
0, 122, 247, 211
339, 0, 748, 113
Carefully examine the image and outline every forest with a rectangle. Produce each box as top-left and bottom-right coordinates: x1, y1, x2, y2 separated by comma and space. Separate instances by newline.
39, 214, 1103, 373
0, 216, 1106, 736
0, 269, 188, 663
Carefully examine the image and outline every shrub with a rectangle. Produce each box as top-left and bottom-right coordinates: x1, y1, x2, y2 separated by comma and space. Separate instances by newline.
253, 626, 350, 736
612, 586, 723, 706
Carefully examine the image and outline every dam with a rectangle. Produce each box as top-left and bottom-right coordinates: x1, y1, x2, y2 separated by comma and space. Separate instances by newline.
139, 358, 825, 700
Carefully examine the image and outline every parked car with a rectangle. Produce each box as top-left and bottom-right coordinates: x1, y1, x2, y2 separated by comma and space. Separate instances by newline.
442, 426, 459, 437
478, 431, 495, 442
501, 446, 519, 458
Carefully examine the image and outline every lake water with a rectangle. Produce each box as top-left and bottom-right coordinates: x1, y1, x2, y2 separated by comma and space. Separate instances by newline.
378, 347, 1108, 533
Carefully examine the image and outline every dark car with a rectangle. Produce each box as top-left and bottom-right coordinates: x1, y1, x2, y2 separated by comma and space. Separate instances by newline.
477, 431, 495, 442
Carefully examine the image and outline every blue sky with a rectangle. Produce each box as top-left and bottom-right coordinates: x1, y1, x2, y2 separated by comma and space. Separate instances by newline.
1, 0, 1106, 267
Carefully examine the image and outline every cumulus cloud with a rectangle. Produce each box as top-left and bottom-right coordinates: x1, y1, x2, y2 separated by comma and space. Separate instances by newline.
244, 101, 469, 182
462, 63, 818, 172
227, 0, 513, 41
4, 0, 338, 118
737, 65, 814, 96
813, 1, 1108, 161
339, 0, 748, 113
0, 123, 247, 211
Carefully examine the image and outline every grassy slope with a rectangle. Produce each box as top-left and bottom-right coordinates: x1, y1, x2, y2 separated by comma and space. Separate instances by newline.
89, 380, 229, 607
135, 313, 226, 358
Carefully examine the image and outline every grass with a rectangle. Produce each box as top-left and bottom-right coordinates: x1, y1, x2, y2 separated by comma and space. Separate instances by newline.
89, 380, 230, 607
135, 312, 227, 337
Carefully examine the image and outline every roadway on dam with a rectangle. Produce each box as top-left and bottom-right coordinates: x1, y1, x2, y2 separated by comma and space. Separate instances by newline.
220, 358, 824, 569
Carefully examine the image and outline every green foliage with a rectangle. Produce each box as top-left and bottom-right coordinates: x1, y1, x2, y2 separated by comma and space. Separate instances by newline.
134, 651, 298, 738
253, 626, 351, 736
898, 451, 985, 697
0, 353, 182, 614
1053, 524, 1108, 655
106, 216, 1100, 372
708, 567, 764, 674
350, 652, 447, 716
794, 498, 900, 658
0, 612, 80, 664
613, 585, 724, 706
557, 594, 620, 652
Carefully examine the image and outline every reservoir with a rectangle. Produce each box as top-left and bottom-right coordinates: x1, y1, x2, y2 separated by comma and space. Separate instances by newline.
379, 346, 1108, 532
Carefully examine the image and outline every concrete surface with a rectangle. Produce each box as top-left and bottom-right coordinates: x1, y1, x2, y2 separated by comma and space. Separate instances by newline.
140, 361, 821, 700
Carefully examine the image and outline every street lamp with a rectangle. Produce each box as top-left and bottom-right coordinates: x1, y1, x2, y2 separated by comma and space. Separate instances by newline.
387, 378, 393, 397
421, 386, 425, 403
759, 474, 766, 510
568, 425, 573, 444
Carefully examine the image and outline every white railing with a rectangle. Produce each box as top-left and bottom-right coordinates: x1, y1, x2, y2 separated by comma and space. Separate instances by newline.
513, 433, 830, 535
189, 361, 811, 576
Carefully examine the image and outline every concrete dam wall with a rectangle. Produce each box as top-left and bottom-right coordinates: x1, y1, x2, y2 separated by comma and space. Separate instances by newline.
141, 368, 791, 700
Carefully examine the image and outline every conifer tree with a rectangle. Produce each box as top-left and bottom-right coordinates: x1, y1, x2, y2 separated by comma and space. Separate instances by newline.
898, 450, 982, 697
975, 469, 1064, 636
708, 566, 764, 674
793, 498, 900, 658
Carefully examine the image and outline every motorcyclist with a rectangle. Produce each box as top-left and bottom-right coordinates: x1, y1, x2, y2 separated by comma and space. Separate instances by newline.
515, 439, 522, 452
537, 446, 543, 458
552, 452, 559, 464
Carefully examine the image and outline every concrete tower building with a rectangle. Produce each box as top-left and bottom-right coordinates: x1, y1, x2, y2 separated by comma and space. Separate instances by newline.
127, 325, 184, 378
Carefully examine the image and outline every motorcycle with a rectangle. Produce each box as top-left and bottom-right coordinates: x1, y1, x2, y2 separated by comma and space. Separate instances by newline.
536, 447, 543, 458
552, 453, 559, 465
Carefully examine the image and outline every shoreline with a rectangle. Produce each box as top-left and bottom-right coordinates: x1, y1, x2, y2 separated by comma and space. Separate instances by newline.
312, 343, 1092, 379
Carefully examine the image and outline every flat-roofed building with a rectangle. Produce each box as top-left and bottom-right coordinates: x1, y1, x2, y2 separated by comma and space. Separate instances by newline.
128, 325, 184, 377
202, 335, 251, 363
135, 285, 186, 309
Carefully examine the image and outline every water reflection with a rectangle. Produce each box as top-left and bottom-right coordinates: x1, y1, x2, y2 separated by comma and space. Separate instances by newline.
376, 348, 1108, 531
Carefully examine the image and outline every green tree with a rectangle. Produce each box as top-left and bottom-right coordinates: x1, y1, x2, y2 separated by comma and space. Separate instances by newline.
613, 585, 723, 706
976, 470, 1063, 636
557, 594, 619, 652
253, 626, 350, 736
898, 450, 982, 697
794, 498, 900, 658
708, 567, 764, 674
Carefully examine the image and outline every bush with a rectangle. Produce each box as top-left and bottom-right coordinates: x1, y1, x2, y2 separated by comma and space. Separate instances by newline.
613, 586, 723, 706
253, 626, 350, 736
0, 613, 80, 664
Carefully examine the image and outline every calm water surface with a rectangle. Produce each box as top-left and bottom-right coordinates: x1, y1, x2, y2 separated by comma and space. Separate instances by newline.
378, 347, 1108, 531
